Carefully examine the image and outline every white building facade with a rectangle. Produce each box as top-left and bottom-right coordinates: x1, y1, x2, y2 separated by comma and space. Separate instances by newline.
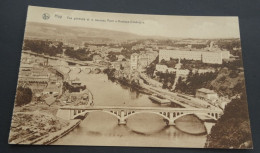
159, 49, 230, 64
196, 88, 218, 101
130, 53, 138, 71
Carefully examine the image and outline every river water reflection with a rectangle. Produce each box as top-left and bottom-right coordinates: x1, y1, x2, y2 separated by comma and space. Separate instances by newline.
53, 72, 207, 147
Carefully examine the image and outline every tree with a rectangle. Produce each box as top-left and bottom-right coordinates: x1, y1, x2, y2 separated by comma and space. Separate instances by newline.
146, 56, 159, 77
120, 64, 124, 70
174, 71, 218, 95
229, 70, 239, 78
159, 58, 178, 68
15, 86, 32, 106
23, 40, 63, 56
103, 68, 116, 80
64, 48, 92, 61
175, 77, 188, 93
206, 90, 252, 149
107, 54, 117, 62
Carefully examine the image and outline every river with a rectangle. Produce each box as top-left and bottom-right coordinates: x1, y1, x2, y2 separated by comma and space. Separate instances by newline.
53, 70, 207, 148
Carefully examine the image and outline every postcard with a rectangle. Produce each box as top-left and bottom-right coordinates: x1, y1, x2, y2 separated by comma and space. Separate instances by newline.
8, 5, 253, 149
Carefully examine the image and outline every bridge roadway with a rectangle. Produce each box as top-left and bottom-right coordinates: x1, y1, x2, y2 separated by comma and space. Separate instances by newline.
56, 105, 223, 132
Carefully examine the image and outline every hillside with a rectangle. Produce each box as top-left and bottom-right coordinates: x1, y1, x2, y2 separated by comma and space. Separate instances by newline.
210, 68, 246, 97
205, 90, 252, 149
24, 22, 144, 41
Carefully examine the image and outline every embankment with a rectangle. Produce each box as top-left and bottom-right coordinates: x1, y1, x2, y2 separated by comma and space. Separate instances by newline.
35, 119, 81, 145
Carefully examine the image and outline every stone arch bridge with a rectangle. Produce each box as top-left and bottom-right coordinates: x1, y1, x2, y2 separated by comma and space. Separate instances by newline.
68, 66, 104, 74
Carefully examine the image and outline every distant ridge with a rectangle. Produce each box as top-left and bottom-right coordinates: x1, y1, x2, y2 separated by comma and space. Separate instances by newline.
24, 22, 239, 42
24, 22, 146, 42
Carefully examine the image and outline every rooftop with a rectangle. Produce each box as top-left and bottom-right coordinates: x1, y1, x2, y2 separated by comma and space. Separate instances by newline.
197, 88, 216, 94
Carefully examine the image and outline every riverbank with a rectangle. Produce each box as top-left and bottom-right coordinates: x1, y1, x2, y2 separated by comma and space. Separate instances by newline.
116, 78, 154, 95
9, 96, 89, 145
103, 69, 154, 95
36, 119, 81, 145
8, 109, 70, 144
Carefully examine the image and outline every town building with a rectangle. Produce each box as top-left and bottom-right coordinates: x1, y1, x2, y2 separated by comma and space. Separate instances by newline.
132, 44, 145, 50
192, 69, 215, 74
155, 64, 168, 73
70, 80, 82, 87
139, 52, 157, 67
175, 39, 208, 45
93, 55, 102, 63
139, 54, 150, 67
109, 47, 123, 53
18, 72, 50, 84
130, 51, 158, 71
196, 88, 218, 101
117, 55, 125, 61
155, 64, 189, 77
69, 92, 88, 103
111, 61, 129, 70
201, 51, 222, 64
43, 85, 60, 95
159, 50, 201, 61
159, 49, 230, 64
220, 50, 230, 59
130, 53, 138, 71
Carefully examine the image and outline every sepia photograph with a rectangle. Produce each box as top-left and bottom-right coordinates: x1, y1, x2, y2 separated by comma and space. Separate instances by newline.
8, 6, 253, 149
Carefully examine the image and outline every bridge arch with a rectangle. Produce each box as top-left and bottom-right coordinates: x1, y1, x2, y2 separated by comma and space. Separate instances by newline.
123, 111, 170, 121
94, 110, 121, 120
84, 68, 91, 73
69, 66, 81, 73
172, 112, 218, 121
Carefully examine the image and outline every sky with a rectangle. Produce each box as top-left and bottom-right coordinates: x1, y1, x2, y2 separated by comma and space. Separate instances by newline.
26, 6, 241, 39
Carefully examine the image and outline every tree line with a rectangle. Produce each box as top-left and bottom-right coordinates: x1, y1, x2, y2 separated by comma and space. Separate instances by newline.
64, 47, 100, 61
145, 56, 159, 77
159, 58, 179, 68
23, 40, 63, 56
155, 71, 176, 90
15, 86, 33, 106
175, 71, 218, 95
205, 89, 252, 149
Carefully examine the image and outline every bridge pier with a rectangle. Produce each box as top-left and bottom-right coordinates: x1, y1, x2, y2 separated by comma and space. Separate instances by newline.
118, 118, 126, 125
168, 119, 175, 126
204, 122, 216, 134
168, 112, 175, 126
118, 110, 126, 125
